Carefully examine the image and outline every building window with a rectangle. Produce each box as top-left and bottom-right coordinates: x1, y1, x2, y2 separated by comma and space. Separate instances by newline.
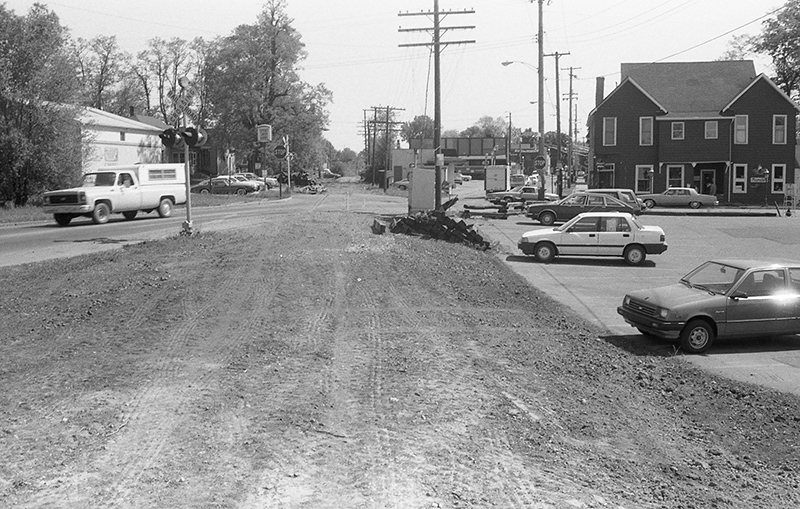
733, 164, 747, 193
671, 122, 684, 140
603, 117, 616, 146
636, 165, 653, 193
639, 117, 653, 146
704, 121, 718, 139
772, 164, 786, 194
773, 115, 787, 144
667, 165, 684, 188
734, 115, 748, 144
119, 131, 126, 141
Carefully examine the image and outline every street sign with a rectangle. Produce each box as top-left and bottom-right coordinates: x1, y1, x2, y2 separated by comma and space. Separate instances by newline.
274, 145, 287, 159
533, 155, 547, 170
257, 124, 272, 143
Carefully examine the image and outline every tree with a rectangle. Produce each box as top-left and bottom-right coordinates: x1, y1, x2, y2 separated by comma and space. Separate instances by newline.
204, 0, 330, 174
460, 115, 507, 137
400, 115, 434, 142
718, 34, 755, 61
753, 1, 800, 98
0, 4, 84, 205
74, 35, 126, 111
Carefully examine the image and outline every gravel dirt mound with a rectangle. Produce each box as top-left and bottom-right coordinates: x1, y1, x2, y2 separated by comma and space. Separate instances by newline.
1, 209, 799, 508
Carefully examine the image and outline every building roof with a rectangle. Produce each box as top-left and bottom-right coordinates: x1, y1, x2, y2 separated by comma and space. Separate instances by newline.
80, 107, 163, 133
620, 60, 757, 118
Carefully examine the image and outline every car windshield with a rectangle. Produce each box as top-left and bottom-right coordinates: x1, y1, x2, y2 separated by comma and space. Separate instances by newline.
81, 172, 117, 187
680, 261, 745, 294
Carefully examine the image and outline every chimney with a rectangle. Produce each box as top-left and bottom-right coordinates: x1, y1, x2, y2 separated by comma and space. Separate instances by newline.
595, 77, 605, 107
129, 106, 135, 117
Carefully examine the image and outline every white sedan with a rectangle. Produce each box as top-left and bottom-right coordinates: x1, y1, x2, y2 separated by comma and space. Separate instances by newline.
518, 212, 667, 265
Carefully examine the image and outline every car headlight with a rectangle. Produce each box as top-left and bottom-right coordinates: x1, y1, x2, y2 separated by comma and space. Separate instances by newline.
623, 295, 631, 306
655, 307, 670, 320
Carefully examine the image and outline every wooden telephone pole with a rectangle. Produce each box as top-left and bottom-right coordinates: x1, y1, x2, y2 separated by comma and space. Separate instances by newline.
399, 2, 474, 210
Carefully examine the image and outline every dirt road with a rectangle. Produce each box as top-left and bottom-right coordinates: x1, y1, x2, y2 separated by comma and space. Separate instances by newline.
1, 190, 799, 508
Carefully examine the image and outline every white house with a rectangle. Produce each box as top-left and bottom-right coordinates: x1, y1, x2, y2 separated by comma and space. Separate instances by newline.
81, 107, 166, 172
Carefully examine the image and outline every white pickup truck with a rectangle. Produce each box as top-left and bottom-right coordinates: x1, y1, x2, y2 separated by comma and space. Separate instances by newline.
42, 163, 187, 226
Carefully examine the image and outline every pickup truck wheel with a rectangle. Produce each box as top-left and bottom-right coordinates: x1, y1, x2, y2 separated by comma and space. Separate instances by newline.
623, 245, 646, 265
157, 198, 173, 218
538, 211, 556, 226
91, 203, 110, 224
54, 214, 72, 226
680, 319, 714, 353
123, 211, 137, 220
533, 242, 556, 263
236, 188, 247, 196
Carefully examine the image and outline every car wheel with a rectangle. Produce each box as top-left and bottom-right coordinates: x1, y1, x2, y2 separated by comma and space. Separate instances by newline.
538, 211, 556, 226
680, 319, 714, 353
157, 198, 173, 218
533, 242, 556, 263
398, 185, 407, 191
54, 214, 72, 226
91, 203, 110, 224
689, 201, 701, 209
123, 211, 137, 220
643, 199, 656, 209
623, 245, 646, 265
200, 188, 210, 195
237, 188, 247, 196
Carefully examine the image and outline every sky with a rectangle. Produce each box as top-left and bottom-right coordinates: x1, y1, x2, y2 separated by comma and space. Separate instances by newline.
4, 0, 785, 152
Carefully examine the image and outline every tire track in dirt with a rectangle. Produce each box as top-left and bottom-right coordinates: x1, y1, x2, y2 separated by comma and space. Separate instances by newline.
86, 254, 279, 507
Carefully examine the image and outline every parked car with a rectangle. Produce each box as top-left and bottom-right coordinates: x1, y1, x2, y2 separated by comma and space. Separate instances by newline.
518, 212, 666, 265
618, 259, 800, 353
191, 176, 259, 195
263, 177, 279, 189
232, 173, 265, 191
453, 173, 463, 185
456, 172, 471, 182
590, 188, 645, 208
321, 168, 341, 179
639, 187, 718, 209
526, 192, 639, 225
393, 178, 410, 190
486, 185, 540, 204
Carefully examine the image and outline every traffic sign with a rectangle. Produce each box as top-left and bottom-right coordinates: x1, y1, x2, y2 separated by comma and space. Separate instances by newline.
274, 145, 287, 159
257, 124, 272, 143
533, 155, 547, 170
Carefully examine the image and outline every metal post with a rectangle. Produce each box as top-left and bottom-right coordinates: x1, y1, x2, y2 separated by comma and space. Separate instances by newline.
181, 109, 194, 235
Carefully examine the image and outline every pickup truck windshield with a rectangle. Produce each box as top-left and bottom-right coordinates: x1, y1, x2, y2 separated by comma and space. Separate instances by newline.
81, 172, 117, 187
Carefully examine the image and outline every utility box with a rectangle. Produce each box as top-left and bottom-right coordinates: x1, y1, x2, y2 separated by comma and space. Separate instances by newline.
408, 168, 437, 213
484, 165, 511, 193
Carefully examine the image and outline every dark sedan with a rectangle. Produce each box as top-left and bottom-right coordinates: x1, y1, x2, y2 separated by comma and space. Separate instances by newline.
190, 177, 259, 196
526, 192, 639, 225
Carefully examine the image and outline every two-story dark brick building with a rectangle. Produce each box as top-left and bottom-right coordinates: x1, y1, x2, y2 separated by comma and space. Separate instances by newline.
587, 61, 800, 205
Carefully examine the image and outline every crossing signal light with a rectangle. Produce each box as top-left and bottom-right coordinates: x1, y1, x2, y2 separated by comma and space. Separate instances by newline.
159, 128, 184, 148
179, 127, 207, 147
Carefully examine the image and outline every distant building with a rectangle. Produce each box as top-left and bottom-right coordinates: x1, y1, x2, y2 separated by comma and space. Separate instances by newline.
587, 60, 800, 205
80, 107, 165, 172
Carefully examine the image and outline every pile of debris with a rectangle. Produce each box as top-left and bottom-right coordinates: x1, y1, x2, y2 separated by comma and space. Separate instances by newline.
371, 199, 491, 250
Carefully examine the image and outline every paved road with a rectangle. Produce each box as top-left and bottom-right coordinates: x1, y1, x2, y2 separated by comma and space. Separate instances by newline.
448, 181, 800, 396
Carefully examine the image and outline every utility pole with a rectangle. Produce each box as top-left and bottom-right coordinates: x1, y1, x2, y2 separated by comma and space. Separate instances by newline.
545, 51, 569, 197
537, 0, 545, 197
399, 3, 474, 210
563, 66, 580, 186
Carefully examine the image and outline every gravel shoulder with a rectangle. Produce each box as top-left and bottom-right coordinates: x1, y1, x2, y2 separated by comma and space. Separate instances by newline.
1, 194, 799, 508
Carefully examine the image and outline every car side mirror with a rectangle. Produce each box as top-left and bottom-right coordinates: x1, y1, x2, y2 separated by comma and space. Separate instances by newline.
730, 291, 748, 300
